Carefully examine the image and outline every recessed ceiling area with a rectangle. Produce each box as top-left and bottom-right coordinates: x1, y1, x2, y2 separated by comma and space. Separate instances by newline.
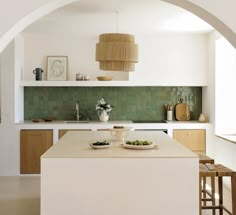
22, 0, 214, 37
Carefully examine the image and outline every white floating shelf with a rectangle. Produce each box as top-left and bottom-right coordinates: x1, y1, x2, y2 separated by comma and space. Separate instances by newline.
19, 81, 135, 87
19, 81, 164, 87
19, 81, 207, 87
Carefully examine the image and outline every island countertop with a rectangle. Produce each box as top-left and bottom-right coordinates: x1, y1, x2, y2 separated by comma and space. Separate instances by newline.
41, 130, 199, 215
42, 131, 197, 158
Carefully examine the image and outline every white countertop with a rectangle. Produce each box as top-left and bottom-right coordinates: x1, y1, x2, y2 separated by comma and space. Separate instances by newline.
16, 120, 210, 130
17, 120, 205, 124
42, 131, 197, 158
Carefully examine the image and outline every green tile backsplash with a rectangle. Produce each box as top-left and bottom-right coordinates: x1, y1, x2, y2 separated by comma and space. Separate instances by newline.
24, 87, 202, 121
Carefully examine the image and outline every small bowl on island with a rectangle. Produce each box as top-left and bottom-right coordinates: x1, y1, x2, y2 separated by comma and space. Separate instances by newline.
109, 126, 130, 142
90, 140, 111, 149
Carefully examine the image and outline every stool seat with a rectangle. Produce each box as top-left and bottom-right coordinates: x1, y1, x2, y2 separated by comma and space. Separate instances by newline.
199, 155, 215, 164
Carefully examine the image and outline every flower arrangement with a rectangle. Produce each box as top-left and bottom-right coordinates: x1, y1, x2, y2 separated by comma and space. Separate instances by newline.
96, 98, 113, 113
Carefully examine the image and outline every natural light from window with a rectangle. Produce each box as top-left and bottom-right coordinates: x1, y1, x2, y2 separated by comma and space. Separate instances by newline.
215, 37, 236, 135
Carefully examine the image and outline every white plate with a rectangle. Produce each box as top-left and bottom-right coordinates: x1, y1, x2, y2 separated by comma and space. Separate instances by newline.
90, 142, 111, 149
122, 142, 158, 150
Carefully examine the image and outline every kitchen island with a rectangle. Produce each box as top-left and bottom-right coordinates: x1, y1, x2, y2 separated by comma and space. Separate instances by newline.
41, 131, 199, 215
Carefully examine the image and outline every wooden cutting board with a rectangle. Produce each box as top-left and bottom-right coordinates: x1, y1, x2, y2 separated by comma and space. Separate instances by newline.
175, 99, 190, 121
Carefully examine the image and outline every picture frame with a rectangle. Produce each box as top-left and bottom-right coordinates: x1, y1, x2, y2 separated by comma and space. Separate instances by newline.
47, 56, 68, 81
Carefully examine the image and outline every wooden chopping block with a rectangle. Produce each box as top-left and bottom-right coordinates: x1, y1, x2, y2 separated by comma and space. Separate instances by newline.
175, 99, 190, 121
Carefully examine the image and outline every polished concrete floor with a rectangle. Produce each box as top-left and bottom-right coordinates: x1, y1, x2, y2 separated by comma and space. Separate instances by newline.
0, 176, 40, 215
0, 176, 232, 215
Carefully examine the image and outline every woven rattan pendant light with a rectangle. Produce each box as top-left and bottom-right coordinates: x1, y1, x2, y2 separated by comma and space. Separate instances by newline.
96, 12, 138, 71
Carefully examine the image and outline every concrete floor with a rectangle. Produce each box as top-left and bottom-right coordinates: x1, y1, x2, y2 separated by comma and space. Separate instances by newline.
0, 176, 40, 215
0, 176, 232, 215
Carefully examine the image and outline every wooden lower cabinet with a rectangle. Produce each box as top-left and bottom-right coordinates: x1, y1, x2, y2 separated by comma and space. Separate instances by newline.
20, 130, 53, 174
173, 129, 206, 155
58, 129, 92, 139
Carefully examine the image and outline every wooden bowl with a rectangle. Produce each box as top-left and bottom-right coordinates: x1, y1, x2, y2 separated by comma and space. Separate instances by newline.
32, 119, 41, 123
96, 76, 112, 81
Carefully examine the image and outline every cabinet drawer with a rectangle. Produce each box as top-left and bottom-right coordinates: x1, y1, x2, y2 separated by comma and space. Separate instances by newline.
173, 129, 206, 152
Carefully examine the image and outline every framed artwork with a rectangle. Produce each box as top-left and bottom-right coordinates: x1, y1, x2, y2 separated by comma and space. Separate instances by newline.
47, 56, 68, 81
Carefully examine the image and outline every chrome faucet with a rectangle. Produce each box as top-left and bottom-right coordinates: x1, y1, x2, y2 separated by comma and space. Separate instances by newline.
76, 101, 80, 121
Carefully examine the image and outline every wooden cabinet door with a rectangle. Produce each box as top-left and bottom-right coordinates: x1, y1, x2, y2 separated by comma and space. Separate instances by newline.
20, 130, 53, 174
58, 129, 91, 139
173, 129, 206, 154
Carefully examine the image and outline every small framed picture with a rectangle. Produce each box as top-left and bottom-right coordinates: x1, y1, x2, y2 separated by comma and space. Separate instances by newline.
47, 56, 68, 81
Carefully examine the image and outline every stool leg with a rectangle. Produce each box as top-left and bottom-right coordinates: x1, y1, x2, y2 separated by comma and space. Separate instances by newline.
218, 176, 223, 215
203, 176, 207, 206
211, 175, 216, 215
199, 175, 202, 215
231, 175, 236, 215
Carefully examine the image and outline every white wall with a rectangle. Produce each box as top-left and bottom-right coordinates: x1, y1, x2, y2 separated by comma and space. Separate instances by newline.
23, 35, 128, 81
0, 41, 20, 175
130, 33, 207, 85
14, 36, 24, 122
202, 32, 216, 127
0, 0, 79, 53
0, 54, 1, 120
23, 33, 208, 84
187, 0, 236, 31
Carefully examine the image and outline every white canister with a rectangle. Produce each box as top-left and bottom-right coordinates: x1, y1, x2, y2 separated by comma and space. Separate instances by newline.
167, 110, 172, 121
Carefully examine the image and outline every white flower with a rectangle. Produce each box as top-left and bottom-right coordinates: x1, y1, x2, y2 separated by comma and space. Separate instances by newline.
96, 98, 113, 113
99, 98, 105, 105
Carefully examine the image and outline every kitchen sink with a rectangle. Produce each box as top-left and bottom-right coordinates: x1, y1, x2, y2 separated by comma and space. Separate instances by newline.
132, 120, 166, 123
64, 120, 89, 123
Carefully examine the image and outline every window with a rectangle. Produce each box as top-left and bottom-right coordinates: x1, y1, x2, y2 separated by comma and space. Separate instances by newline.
215, 37, 236, 134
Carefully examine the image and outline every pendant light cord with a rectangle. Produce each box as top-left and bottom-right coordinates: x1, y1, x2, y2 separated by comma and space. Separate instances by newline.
114, 10, 119, 33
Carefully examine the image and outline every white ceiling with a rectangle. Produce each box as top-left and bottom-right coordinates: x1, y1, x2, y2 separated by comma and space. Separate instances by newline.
22, 0, 214, 37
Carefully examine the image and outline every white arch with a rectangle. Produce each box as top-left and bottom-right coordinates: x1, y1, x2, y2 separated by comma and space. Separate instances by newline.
0, 0, 236, 53
0, 0, 79, 53
163, 0, 236, 48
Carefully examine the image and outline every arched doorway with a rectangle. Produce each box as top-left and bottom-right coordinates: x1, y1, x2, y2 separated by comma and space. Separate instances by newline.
163, 0, 236, 48
0, 0, 236, 53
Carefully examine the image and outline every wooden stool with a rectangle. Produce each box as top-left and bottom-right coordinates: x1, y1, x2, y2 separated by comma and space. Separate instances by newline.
199, 163, 236, 215
206, 164, 236, 215
199, 154, 215, 164
199, 163, 217, 215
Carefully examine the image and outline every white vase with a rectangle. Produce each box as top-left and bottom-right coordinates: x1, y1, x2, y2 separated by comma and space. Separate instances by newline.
98, 110, 109, 122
